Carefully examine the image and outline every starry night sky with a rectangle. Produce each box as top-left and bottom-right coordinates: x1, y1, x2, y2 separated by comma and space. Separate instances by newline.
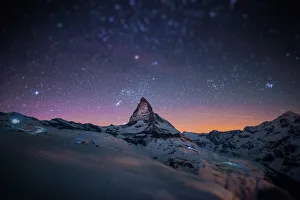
0, 0, 299, 132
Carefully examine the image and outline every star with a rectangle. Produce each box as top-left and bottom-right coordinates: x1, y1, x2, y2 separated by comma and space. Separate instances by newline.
152, 61, 158, 65
34, 91, 40, 95
265, 83, 274, 89
115, 100, 122, 107
134, 55, 140, 60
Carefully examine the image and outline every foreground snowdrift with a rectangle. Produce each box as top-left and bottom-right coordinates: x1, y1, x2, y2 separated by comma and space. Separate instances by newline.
1, 128, 238, 200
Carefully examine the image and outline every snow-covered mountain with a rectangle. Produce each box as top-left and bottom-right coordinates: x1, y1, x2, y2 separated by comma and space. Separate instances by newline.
100, 98, 205, 176
1, 101, 300, 199
102, 97, 181, 145
183, 111, 300, 183
0, 112, 103, 133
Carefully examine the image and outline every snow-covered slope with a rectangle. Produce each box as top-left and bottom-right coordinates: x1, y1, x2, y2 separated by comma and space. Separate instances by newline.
182, 131, 205, 140
0, 112, 103, 133
184, 111, 300, 183
1, 127, 243, 200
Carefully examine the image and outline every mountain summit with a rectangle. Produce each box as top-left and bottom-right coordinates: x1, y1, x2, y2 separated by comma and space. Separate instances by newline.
123, 97, 180, 136
100, 97, 181, 145
128, 97, 155, 125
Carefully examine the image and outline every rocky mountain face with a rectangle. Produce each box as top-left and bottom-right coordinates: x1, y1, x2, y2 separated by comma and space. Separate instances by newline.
183, 111, 300, 183
128, 97, 155, 125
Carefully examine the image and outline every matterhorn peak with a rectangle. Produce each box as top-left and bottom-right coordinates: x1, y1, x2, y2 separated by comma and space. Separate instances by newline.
140, 97, 149, 103
128, 97, 155, 125
125, 97, 181, 136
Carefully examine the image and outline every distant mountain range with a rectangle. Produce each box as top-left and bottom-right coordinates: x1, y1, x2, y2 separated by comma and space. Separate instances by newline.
183, 111, 300, 183
1, 98, 300, 199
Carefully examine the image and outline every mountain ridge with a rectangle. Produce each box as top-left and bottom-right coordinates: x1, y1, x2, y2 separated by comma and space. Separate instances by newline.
2, 110, 298, 134
183, 110, 300, 183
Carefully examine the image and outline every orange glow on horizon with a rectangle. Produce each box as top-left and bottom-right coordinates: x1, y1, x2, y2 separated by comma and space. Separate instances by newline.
155, 105, 287, 133
35, 104, 298, 133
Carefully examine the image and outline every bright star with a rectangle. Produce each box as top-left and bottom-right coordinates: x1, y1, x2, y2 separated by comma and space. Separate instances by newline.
134, 55, 140, 60
34, 91, 39, 95
265, 83, 274, 88
115, 100, 122, 106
